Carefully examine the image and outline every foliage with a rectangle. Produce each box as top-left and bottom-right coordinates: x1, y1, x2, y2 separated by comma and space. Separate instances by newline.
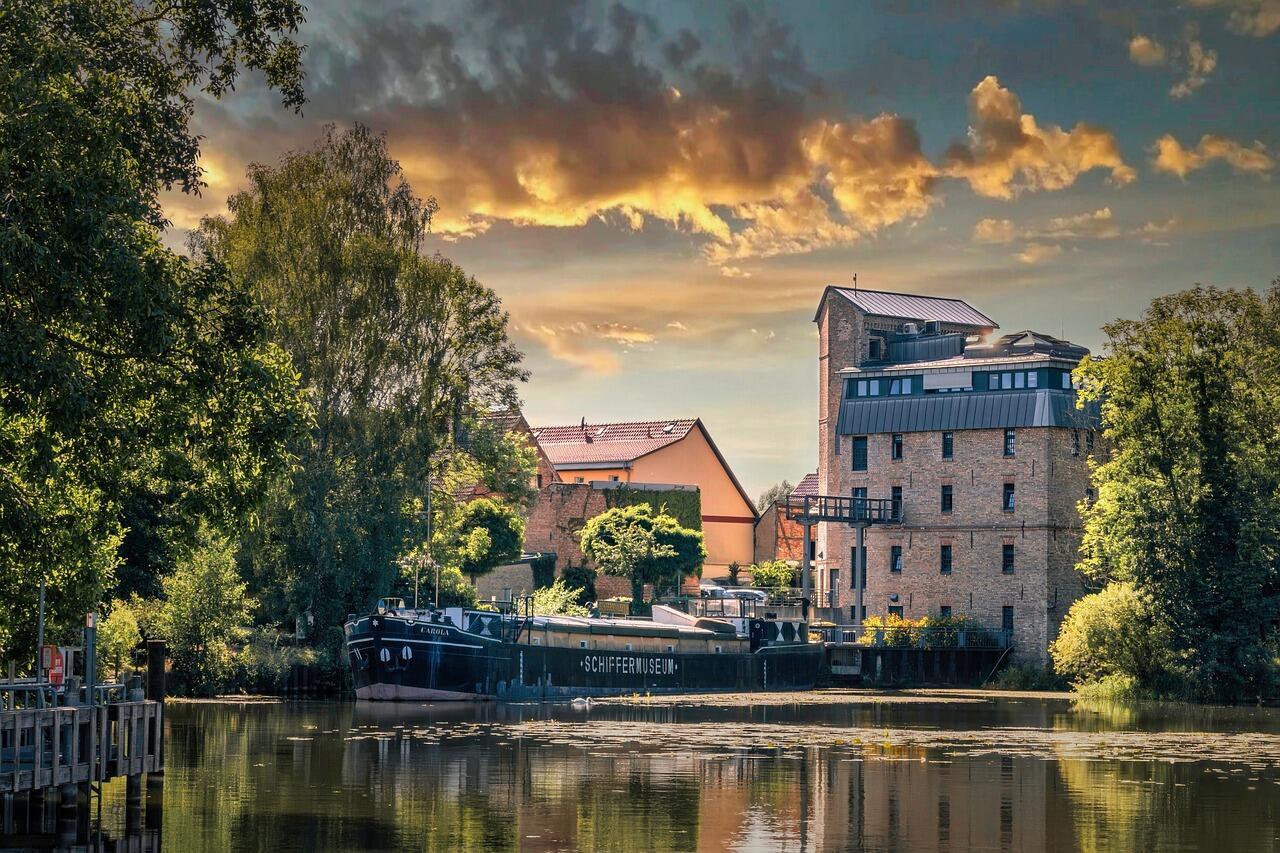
602, 488, 702, 531
200, 125, 528, 637
438, 498, 525, 582
233, 627, 318, 694
530, 554, 558, 589
560, 564, 598, 606
856, 613, 996, 648
1075, 282, 1280, 702
750, 560, 796, 592
0, 0, 308, 660
580, 504, 705, 613
434, 566, 480, 610
726, 562, 742, 585
155, 530, 255, 696
97, 600, 142, 681
988, 663, 1067, 691
757, 481, 793, 511
1050, 582, 1173, 691
453, 417, 540, 510
530, 580, 590, 617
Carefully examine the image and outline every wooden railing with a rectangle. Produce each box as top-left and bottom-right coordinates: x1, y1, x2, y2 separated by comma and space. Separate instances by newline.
0, 700, 162, 794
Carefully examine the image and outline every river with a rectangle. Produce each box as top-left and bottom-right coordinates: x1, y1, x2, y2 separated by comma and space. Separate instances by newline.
55, 691, 1280, 850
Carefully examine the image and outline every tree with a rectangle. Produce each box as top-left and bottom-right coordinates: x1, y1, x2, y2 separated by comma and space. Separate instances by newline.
97, 601, 142, 681
1076, 281, 1280, 702
198, 125, 528, 637
750, 560, 796, 592
726, 562, 742, 585
433, 566, 479, 609
440, 498, 526, 584
580, 505, 705, 613
0, 0, 307, 656
1050, 582, 1173, 692
156, 529, 255, 695
757, 481, 794, 512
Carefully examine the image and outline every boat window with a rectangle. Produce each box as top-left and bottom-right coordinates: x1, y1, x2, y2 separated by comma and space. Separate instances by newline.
624, 643, 632, 651
579, 640, 588, 648
714, 645, 723, 654
666, 645, 674, 653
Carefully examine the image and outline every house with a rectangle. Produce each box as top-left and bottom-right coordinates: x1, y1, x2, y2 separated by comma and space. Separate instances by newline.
753, 472, 817, 568
531, 418, 758, 577
814, 286, 1101, 661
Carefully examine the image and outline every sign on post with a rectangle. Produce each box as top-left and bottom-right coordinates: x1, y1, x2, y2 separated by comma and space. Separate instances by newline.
43, 644, 64, 686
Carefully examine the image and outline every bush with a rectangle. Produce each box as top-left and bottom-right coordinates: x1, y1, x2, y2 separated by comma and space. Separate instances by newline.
530, 580, 590, 617
97, 600, 141, 681
750, 560, 795, 592
435, 565, 480, 609
857, 613, 994, 648
233, 627, 319, 694
560, 564, 597, 605
530, 553, 558, 589
989, 662, 1067, 691
1050, 582, 1173, 690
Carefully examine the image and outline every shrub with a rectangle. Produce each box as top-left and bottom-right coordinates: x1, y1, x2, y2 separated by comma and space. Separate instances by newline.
234, 627, 319, 694
530, 580, 590, 617
530, 553, 558, 589
1050, 582, 1173, 690
750, 560, 795, 592
560, 564, 597, 605
97, 600, 141, 681
726, 562, 741, 585
435, 565, 480, 609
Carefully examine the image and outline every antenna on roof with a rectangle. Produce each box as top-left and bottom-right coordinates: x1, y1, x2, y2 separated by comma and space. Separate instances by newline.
851, 272, 858, 292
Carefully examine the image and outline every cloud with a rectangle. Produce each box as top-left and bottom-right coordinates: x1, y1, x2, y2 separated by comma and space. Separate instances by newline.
943, 76, 1136, 199
1188, 0, 1280, 37
973, 218, 1017, 243
1017, 243, 1063, 264
1152, 134, 1275, 178
1168, 37, 1217, 99
1128, 35, 1167, 66
518, 320, 655, 374
1039, 207, 1119, 240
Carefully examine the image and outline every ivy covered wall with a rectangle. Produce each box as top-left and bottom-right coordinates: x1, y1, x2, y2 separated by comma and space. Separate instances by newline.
602, 486, 702, 530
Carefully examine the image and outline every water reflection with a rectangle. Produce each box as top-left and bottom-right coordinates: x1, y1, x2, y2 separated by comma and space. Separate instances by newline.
40, 694, 1280, 852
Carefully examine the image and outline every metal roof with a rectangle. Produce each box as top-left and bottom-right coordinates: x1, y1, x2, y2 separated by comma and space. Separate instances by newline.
818, 287, 997, 328
837, 390, 1100, 435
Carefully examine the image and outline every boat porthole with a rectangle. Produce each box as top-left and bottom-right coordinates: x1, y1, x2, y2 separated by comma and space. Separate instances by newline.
379, 648, 391, 663
401, 646, 412, 661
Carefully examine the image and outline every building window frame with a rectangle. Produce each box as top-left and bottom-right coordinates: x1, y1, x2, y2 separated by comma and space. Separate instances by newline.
940, 544, 953, 575
891, 433, 904, 460
940, 483, 953, 514
941, 431, 953, 460
889, 545, 903, 574
888, 605, 904, 619
939, 605, 952, 619
1002, 541, 1015, 574
1002, 482, 1016, 512
852, 436, 868, 472
890, 485, 903, 519
1003, 428, 1016, 457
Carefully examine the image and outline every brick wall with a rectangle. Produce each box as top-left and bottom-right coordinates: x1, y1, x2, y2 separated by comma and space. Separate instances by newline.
753, 503, 811, 564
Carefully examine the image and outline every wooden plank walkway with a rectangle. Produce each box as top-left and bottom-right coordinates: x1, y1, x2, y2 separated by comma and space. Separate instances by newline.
0, 701, 162, 794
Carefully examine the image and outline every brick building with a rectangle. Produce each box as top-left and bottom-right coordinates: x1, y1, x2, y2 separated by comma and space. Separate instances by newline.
753, 472, 817, 566
814, 287, 1100, 660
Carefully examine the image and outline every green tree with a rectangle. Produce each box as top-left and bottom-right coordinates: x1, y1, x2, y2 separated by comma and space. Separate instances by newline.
756, 481, 793, 512
97, 600, 142, 681
433, 566, 479, 610
198, 125, 528, 636
580, 504, 705, 613
1050, 582, 1173, 692
750, 560, 796, 592
157, 529, 255, 695
0, 0, 307, 656
440, 498, 525, 584
1076, 281, 1280, 701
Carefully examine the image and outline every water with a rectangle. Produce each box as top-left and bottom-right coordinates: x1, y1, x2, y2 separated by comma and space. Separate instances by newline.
78, 691, 1280, 851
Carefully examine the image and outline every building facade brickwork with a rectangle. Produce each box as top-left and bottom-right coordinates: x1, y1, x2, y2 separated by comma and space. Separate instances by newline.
814, 288, 1099, 661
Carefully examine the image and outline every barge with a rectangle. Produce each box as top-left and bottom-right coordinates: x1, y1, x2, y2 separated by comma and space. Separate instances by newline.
345, 597, 822, 700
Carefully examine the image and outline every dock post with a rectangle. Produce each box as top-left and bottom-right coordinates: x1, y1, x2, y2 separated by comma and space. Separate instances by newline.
146, 640, 166, 825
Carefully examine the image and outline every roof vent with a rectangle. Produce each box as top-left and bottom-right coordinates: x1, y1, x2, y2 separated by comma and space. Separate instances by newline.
596, 426, 607, 436
663, 422, 675, 434
902, 322, 920, 336
923, 320, 941, 335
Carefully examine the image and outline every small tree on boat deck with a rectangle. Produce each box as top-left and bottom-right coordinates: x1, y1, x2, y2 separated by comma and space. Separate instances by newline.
579, 505, 705, 613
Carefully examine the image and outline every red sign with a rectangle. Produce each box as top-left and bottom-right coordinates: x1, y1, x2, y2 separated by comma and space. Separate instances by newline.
43, 645, 64, 686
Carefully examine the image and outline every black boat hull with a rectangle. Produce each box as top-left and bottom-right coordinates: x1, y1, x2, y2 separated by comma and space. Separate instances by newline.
346, 614, 823, 700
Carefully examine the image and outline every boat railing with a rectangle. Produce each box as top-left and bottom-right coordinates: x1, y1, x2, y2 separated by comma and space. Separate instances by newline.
669, 594, 807, 622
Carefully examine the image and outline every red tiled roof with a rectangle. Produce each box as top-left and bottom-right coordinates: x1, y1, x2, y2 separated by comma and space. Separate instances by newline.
531, 419, 698, 467
792, 472, 819, 497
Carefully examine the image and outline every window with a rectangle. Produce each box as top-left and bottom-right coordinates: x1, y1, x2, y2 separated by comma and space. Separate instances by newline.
1086, 487, 1096, 504
807, 536, 817, 561
1003, 428, 1016, 457
940, 544, 953, 575
851, 546, 867, 588
869, 338, 882, 360
1062, 371, 1072, 390
851, 605, 867, 623
889, 378, 901, 395
609, 475, 620, 482
852, 436, 868, 471
1072, 430, 1080, 456
890, 545, 903, 573
1027, 371, 1038, 388
574, 476, 585, 484
1003, 482, 1016, 512
1002, 606, 1014, 634
1014, 371, 1025, 389
1001, 373, 1013, 390
536, 473, 544, 488
940, 484, 953, 513
624, 643, 632, 651
939, 605, 952, 618
891, 433, 903, 460
1086, 431, 1094, 453
714, 645, 723, 654
666, 644, 675, 653
891, 486, 902, 519
1002, 542, 1015, 574
941, 431, 953, 459
888, 605, 904, 618
854, 379, 881, 397
853, 487, 867, 520
579, 640, 588, 649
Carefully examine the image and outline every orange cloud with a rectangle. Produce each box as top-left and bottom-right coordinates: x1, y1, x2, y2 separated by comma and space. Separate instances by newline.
944, 76, 1136, 199
1128, 35, 1167, 66
1152, 134, 1275, 178
1189, 0, 1280, 37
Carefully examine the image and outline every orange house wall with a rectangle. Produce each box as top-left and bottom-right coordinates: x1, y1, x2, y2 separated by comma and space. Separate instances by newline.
554, 427, 756, 576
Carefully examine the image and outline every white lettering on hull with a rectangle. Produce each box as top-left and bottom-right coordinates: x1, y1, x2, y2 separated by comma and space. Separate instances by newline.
580, 654, 679, 676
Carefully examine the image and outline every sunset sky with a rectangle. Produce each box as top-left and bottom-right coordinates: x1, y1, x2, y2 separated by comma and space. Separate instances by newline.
163, 0, 1280, 501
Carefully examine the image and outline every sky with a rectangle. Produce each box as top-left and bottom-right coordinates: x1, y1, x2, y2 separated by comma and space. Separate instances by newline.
162, 0, 1280, 502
